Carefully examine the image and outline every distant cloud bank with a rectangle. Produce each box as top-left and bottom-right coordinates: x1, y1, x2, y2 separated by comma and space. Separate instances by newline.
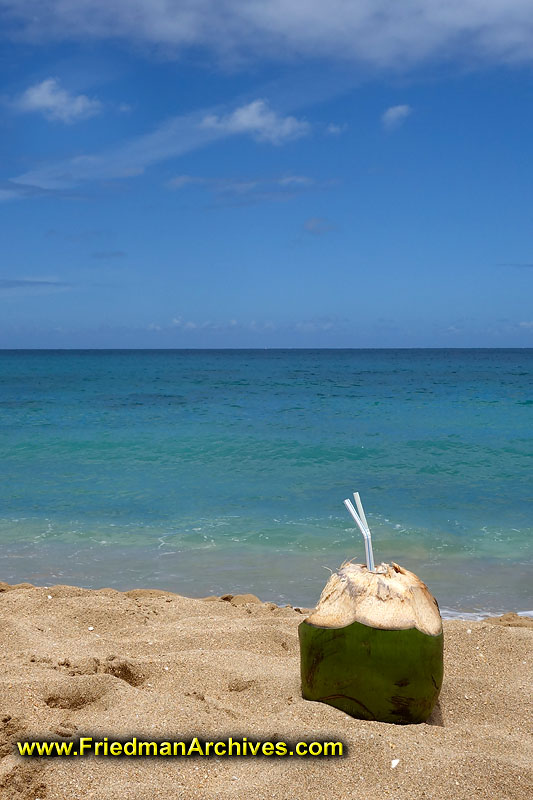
2, 1, 533, 68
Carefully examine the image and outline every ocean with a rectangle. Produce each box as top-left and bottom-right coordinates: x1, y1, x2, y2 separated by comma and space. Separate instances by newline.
0, 349, 531, 617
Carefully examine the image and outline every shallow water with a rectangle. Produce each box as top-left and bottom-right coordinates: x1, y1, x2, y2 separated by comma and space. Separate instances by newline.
0, 349, 531, 616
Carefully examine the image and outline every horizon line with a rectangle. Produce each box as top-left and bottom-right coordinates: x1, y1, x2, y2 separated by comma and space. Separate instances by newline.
1, 347, 532, 353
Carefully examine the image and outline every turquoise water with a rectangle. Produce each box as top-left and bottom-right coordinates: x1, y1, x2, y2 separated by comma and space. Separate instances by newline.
0, 349, 531, 617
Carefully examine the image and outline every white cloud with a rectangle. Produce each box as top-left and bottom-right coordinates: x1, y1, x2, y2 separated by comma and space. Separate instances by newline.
155, 315, 341, 334
166, 173, 318, 206
294, 318, 336, 332
381, 104, 412, 129
0, 181, 56, 201
171, 316, 225, 331
168, 175, 314, 192
167, 175, 206, 189
519, 321, 533, 329
16, 78, 102, 123
278, 175, 313, 186
0, 187, 23, 202
326, 123, 347, 136
10, 101, 309, 192
2, 2, 533, 68
201, 100, 309, 144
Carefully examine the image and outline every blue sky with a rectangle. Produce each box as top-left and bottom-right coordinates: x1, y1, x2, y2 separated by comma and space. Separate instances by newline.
1, 1, 533, 348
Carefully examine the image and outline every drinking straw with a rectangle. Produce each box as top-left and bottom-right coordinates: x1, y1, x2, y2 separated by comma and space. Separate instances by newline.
353, 492, 369, 532
354, 492, 375, 571
343, 495, 375, 572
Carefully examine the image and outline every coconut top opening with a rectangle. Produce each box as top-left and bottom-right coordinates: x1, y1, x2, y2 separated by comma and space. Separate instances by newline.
306, 562, 442, 636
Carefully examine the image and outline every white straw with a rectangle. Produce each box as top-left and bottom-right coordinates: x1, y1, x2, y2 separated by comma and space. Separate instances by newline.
353, 492, 369, 532
343, 496, 375, 572
354, 492, 375, 572
343, 498, 366, 537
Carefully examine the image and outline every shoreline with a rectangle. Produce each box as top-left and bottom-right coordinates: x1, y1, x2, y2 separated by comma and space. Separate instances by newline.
1, 580, 532, 799
2, 579, 531, 622
439, 607, 533, 622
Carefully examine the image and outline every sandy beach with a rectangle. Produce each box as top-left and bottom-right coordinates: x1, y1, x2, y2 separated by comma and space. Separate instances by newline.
0, 581, 531, 800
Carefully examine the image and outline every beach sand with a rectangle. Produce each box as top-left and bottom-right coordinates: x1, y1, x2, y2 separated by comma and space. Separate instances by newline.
0, 581, 531, 800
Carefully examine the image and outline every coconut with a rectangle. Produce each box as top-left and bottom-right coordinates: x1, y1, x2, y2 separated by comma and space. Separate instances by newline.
299, 560, 443, 724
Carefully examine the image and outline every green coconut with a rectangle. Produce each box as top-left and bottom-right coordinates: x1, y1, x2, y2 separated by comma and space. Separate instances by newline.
299, 561, 443, 724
